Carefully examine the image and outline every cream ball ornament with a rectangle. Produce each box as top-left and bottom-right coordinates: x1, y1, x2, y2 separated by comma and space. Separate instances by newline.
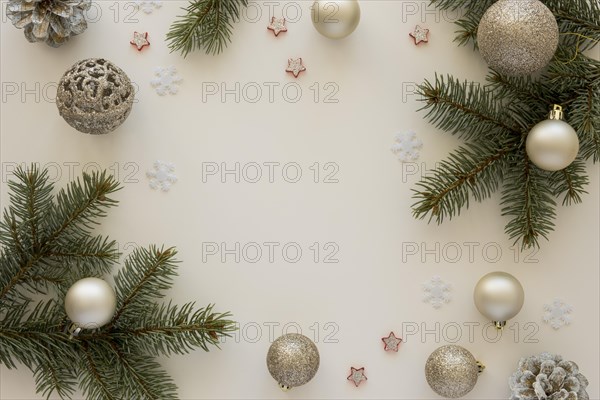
266, 333, 320, 390
526, 105, 579, 171
64, 277, 117, 330
311, 0, 360, 39
425, 345, 484, 398
477, 0, 559, 76
474, 271, 524, 329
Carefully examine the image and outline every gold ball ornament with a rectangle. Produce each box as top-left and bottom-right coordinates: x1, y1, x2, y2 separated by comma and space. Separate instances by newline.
477, 0, 559, 76
526, 105, 580, 171
266, 333, 320, 390
311, 0, 360, 39
474, 271, 524, 329
425, 345, 484, 398
64, 278, 117, 330
56, 58, 134, 135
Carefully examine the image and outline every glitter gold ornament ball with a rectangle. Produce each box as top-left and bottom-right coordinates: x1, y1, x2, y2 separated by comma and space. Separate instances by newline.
311, 0, 360, 39
266, 333, 320, 390
425, 345, 483, 398
56, 58, 134, 134
477, 0, 559, 76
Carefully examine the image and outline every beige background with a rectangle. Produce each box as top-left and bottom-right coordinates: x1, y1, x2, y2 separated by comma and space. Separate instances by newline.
1, 1, 599, 399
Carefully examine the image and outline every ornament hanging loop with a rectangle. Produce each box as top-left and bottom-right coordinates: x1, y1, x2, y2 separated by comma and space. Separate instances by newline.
476, 361, 486, 374
549, 105, 564, 120
66, 323, 82, 339
279, 383, 291, 392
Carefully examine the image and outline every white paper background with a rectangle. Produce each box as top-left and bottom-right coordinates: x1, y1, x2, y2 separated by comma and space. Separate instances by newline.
1, 1, 599, 399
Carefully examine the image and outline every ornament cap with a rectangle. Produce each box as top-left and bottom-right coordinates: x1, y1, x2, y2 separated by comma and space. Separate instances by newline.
279, 383, 291, 391
494, 320, 507, 330
549, 104, 564, 120
476, 361, 486, 374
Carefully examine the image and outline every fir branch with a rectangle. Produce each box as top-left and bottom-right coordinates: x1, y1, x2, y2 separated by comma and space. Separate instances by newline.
548, 158, 589, 205
33, 349, 78, 399
0, 168, 120, 304
418, 74, 521, 140
79, 341, 118, 400
123, 302, 236, 356
110, 247, 178, 327
111, 345, 178, 400
501, 153, 557, 249
412, 141, 515, 223
167, 0, 248, 57
1, 167, 236, 399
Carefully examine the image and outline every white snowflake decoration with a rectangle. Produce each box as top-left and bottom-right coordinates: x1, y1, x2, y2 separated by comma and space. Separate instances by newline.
136, 0, 162, 14
147, 161, 177, 192
423, 275, 451, 309
391, 130, 423, 162
150, 66, 182, 96
543, 299, 573, 330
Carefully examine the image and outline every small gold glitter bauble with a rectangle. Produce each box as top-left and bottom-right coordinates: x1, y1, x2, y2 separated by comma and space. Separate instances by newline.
425, 345, 483, 398
64, 278, 117, 330
474, 271, 525, 329
56, 58, 134, 134
477, 0, 559, 76
526, 105, 579, 171
311, 0, 360, 39
266, 333, 320, 390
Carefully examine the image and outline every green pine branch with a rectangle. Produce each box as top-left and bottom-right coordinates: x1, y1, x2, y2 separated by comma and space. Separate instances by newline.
418, 74, 521, 140
167, 0, 248, 57
412, 0, 599, 249
0, 166, 236, 399
501, 152, 558, 249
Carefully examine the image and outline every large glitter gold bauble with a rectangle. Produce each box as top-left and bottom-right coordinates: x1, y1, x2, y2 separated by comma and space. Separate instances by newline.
425, 345, 484, 398
266, 333, 320, 390
64, 278, 117, 330
477, 0, 559, 76
311, 0, 360, 39
474, 271, 525, 329
56, 58, 134, 134
526, 105, 579, 171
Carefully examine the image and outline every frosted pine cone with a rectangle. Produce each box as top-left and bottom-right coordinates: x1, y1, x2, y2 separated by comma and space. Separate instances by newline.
7, 0, 91, 47
509, 353, 589, 400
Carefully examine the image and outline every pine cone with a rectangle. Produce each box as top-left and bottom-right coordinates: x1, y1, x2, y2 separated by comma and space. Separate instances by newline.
509, 353, 589, 400
7, 0, 91, 47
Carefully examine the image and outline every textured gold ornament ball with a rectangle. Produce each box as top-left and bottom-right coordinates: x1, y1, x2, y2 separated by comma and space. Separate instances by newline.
474, 271, 524, 327
56, 58, 134, 135
64, 278, 117, 329
477, 0, 559, 76
266, 333, 320, 389
425, 345, 481, 398
526, 119, 579, 171
311, 0, 360, 39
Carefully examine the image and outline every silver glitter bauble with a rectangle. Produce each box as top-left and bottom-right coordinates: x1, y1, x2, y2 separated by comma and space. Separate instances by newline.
474, 271, 524, 329
56, 58, 134, 135
311, 0, 360, 39
526, 105, 579, 171
64, 278, 117, 330
509, 353, 589, 400
266, 333, 320, 390
425, 345, 484, 398
7, 0, 91, 47
477, 0, 559, 76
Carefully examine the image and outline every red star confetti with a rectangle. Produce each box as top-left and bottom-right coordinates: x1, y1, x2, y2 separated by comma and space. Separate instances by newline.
267, 17, 287, 36
347, 367, 367, 387
409, 25, 429, 45
382, 331, 403, 352
130, 31, 150, 51
286, 58, 306, 78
